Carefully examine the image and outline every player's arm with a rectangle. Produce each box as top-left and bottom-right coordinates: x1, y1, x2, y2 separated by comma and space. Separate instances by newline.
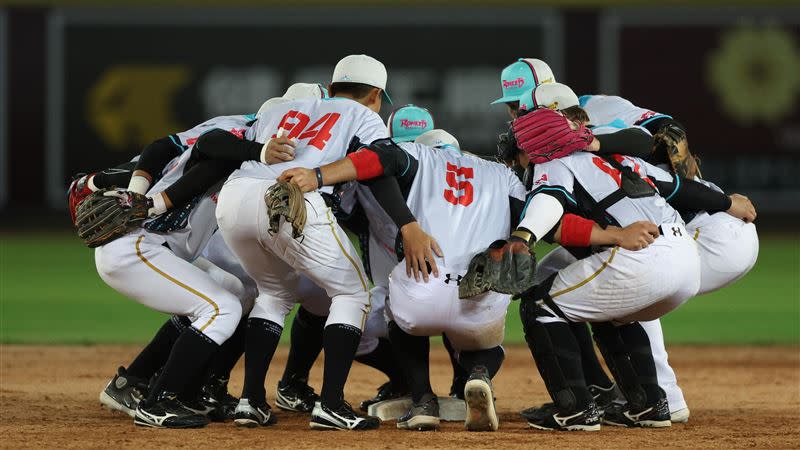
128, 136, 184, 194
647, 164, 756, 222
594, 127, 653, 159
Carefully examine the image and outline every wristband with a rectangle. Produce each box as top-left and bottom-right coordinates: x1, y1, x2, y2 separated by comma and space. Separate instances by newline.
87, 175, 99, 192
127, 175, 151, 195
260, 142, 269, 164
148, 192, 168, 217
315, 167, 323, 189
560, 213, 594, 247
511, 228, 534, 244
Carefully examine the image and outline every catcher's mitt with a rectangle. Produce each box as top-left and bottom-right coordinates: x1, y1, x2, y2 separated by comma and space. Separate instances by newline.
265, 181, 307, 239
652, 124, 701, 179
75, 189, 151, 248
458, 237, 537, 299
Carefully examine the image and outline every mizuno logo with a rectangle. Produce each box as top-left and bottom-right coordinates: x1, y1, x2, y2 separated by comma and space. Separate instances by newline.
553, 411, 583, 427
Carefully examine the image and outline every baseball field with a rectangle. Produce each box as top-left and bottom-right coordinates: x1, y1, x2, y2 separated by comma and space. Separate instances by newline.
1, 232, 799, 448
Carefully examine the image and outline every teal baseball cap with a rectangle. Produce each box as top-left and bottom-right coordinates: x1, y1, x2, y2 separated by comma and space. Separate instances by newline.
491, 58, 556, 105
387, 105, 434, 142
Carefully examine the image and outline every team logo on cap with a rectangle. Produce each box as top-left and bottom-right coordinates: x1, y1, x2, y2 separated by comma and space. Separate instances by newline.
400, 119, 429, 129
502, 77, 527, 89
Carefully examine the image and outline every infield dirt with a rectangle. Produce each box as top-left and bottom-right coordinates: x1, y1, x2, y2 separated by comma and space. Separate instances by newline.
1, 345, 798, 449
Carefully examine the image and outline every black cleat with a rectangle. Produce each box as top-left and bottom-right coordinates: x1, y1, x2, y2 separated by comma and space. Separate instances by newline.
359, 381, 408, 412
526, 402, 601, 431
588, 383, 618, 415
310, 401, 380, 430
602, 398, 671, 428
201, 376, 239, 421
397, 393, 440, 431
133, 393, 209, 429
233, 399, 277, 428
520, 402, 556, 423
464, 366, 498, 431
276, 378, 319, 413
99, 366, 148, 418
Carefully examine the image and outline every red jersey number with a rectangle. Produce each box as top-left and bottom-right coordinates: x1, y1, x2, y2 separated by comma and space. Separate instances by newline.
592, 155, 656, 189
443, 163, 474, 206
273, 111, 341, 150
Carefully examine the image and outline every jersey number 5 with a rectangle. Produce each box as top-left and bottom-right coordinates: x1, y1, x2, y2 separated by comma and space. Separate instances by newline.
273, 111, 341, 150
443, 163, 474, 206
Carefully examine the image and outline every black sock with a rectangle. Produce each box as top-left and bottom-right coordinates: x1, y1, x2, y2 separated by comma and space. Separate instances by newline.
458, 346, 505, 378
242, 318, 283, 404
388, 321, 432, 404
320, 323, 362, 408
544, 321, 594, 410
618, 322, 663, 404
127, 316, 191, 379
355, 338, 407, 392
592, 322, 647, 408
207, 319, 247, 381
281, 307, 326, 384
570, 322, 613, 388
146, 326, 218, 404
442, 333, 469, 381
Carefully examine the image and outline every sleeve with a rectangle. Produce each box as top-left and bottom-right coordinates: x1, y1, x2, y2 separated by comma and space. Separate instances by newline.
354, 110, 390, 146
526, 160, 577, 209
643, 161, 732, 213
192, 128, 263, 162
162, 155, 241, 207
91, 162, 137, 189
173, 117, 221, 147
594, 127, 654, 159
134, 136, 184, 178
347, 139, 419, 183
365, 175, 416, 228
507, 169, 527, 201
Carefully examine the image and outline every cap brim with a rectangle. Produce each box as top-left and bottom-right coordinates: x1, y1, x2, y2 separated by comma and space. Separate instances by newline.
382, 90, 393, 105
490, 95, 521, 105
392, 135, 416, 142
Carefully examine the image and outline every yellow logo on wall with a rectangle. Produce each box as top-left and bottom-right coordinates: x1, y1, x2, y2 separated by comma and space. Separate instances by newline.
88, 65, 189, 150
708, 26, 799, 126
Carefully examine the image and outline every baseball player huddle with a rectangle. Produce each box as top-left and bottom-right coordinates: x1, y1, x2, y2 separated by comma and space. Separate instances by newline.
67, 54, 758, 432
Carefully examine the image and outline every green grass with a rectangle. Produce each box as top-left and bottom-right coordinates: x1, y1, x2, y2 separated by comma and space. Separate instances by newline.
1, 232, 797, 345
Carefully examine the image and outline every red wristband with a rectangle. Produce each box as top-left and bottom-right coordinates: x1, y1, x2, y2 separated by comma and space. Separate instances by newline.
560, 213, 594, 247
346, 148, 384, 180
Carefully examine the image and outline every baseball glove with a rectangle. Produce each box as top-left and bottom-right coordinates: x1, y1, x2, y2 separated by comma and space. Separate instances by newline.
652, 124, 701, 179
265, 181, 307, 239
458, 237, 537, 299
75, 189, 151, 248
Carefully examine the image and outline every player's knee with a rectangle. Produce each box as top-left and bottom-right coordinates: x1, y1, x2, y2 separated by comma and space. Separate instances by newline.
94, 241, 130, 281
249, 295, 294, 328
203, 293, 243, 344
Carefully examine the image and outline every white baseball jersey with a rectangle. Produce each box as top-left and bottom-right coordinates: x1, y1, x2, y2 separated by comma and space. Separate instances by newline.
400, 142, 526, 271
530, 152, 683, 227
135, 114, 260, 261
230, 97, 388, 193
579, 94, 671, 129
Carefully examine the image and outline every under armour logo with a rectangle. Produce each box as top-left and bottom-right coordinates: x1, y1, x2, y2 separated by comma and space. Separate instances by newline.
672, 227, 682, 237
444, 274, 463, 285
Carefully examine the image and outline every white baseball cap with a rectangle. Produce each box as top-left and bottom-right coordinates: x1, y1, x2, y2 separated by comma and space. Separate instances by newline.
283, 83, 329, 100
332, 54, 392, 104
415, 129, 460, 152
518, 82, 579, 112
256, 97, 289, 117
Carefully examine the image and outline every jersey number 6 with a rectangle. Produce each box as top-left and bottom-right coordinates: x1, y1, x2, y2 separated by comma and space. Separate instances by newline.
443, 163, 474, 206
273, 111, 341, 150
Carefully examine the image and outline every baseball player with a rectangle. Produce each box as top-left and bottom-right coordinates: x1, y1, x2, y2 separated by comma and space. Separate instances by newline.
488, 106, 756, 431
529, 82, 759, 424
214, 54, 411, 431
279, 135, 526, 431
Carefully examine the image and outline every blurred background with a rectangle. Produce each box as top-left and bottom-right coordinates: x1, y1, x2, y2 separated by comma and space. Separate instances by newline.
0, 2, 798, 345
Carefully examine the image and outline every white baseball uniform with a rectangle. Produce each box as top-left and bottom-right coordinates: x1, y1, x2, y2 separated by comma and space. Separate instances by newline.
95, 115, 260, 345
529, 152, 701, 324
217, 97, 388, 330
386, 143, 526, 351
579, 94, 671, 129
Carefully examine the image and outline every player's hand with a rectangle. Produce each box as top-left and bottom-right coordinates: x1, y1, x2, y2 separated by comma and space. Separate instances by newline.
727, 194, 757, 223
278, 167, 317, 193
613, 221, 659, 251
400, 221, 443, 283
262, 137, 296, 164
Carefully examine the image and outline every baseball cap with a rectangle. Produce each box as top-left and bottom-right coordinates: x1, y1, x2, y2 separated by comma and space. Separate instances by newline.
283, 83, 329, 100
491, 58, 556, 105
256, 97, 290, 117
519, 82, 579, 112
387, 105, 434, 142
332, 54, 392, 104
415, 129, 461, 151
